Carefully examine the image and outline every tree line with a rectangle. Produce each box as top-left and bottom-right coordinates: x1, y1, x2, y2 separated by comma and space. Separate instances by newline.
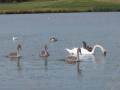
0, 0, 30, 3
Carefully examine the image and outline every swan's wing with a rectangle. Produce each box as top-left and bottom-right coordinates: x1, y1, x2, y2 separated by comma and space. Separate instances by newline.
65, 48, 78, 55
81, 47, 91, 54
65, 48, 71, 53
65, 48, 75, 54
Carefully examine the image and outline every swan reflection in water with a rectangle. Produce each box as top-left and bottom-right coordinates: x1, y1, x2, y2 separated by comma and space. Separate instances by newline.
76, 61, 82, 78
65, 59, 82, 78
16, 57, 22, 71
40, 56, 48, 71
7, 57, 22, 71
80, 54, 105, 64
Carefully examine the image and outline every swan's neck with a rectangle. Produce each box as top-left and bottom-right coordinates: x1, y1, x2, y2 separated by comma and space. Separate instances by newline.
45, 48, 49, 56
17, 49, 20, 57
90, 45, 105, 54
76, 49, 80, 61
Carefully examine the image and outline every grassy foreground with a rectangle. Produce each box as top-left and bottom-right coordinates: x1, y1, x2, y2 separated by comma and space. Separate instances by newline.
0, 0, 120, 14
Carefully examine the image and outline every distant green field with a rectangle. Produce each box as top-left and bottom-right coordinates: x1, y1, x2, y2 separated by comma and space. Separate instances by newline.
0, 0, 120, 14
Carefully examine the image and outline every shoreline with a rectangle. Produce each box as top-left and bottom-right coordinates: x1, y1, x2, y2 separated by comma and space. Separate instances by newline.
0, 0, 120, 14
0, 9, 120, 14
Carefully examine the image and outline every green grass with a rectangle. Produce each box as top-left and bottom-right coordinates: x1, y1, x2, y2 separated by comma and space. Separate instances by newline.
0, 0, 120, 14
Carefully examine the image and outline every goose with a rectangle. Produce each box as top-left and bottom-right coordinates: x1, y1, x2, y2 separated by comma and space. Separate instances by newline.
40, 45, 49, 57
65, 44, 106, 56
6, 44, 22, 58
49, 37, 58, 42
65, 48, 81, 64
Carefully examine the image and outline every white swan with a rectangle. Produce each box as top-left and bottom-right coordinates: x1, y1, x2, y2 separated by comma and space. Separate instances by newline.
65, 44, 106, 56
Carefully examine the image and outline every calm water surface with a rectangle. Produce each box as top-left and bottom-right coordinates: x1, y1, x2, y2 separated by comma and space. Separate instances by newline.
0, 12, 120, 90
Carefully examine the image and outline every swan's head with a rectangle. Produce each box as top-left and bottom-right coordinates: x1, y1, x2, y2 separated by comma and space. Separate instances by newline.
44, 44, 48, 50
17, 44, 22, 51
102, 47, 107, 56
103, 50, 107, 56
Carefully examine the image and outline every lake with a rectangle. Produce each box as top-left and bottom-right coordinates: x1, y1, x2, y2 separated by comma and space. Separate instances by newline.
0, 12, 120, 90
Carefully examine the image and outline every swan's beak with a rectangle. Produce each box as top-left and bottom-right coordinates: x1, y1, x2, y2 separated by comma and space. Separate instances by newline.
104, 51, 107, 56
